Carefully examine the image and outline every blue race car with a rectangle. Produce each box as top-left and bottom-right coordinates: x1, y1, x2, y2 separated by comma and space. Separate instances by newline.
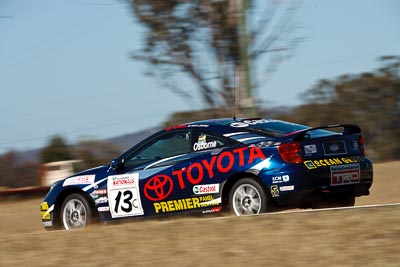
40, 118, 373, 230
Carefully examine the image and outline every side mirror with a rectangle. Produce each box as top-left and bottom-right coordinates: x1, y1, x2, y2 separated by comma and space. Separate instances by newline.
111, 159, 124, 172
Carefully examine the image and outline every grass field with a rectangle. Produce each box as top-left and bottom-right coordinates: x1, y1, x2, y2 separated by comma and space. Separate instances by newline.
0, 161, 399, 266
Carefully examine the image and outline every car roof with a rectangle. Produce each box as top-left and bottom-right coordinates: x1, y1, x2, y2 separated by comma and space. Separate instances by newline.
181, 118, 280, 144
185, 118, 236, 126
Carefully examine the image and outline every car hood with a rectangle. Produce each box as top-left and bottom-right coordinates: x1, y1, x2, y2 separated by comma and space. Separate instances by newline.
68, 165, 110, 181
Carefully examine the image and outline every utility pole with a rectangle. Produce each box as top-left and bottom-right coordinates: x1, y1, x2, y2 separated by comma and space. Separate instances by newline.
232, 0, 256, 118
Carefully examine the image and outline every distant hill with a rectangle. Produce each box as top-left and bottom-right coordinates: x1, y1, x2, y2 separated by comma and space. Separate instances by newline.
106, 127, 161, 152
10, 127, 162, 164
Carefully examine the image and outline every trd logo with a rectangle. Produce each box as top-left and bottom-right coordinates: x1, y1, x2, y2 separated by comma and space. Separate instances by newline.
331, 170, 360, 185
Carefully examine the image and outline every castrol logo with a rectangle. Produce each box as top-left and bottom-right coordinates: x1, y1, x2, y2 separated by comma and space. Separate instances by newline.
193, 184, 220, 195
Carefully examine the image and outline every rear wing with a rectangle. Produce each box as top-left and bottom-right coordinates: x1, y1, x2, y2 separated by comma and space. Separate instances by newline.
284, 124, 362, 141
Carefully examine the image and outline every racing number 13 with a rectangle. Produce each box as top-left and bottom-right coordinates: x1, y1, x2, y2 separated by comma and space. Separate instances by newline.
107, 174, 144, 218
114, 190, 138, 213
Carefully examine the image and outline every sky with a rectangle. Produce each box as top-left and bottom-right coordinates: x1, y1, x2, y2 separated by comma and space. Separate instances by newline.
1, 0, 399, 154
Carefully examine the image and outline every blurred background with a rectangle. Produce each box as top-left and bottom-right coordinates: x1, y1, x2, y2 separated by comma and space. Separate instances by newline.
0, 0, 399, 190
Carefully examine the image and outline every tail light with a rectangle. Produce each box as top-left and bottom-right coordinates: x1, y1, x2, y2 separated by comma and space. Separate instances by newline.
277, 142, 302, 164
358, 135, 366, 156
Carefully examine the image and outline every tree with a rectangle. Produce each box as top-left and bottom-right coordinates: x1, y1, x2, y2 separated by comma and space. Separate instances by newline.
40, 135, 73, 163
288, 56, 400, 161
130, 0, 301, 117
73, 140, 122, 172
0, 151, 40, 188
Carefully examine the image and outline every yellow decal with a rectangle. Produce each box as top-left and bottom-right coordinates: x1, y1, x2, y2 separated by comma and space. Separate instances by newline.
40, 202, 51, 220
153, 195, 220, 213
270, 185, 279, 197
304, 156, 361, 170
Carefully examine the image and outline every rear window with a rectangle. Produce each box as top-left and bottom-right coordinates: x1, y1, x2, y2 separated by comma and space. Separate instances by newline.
230, 119, 334, 138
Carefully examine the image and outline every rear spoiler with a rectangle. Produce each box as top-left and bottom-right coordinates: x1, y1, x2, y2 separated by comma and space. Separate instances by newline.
284, 124, 362, 141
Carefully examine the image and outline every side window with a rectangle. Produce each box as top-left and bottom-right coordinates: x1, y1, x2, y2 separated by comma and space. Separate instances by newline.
192, 131, 232, 152
124, 130, 192, 168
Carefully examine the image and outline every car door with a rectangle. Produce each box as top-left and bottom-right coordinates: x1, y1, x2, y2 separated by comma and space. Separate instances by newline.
106, 129, 193, 219
180, 131, 237, 209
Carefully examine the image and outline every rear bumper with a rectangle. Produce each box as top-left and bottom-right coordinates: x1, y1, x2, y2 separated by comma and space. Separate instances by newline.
265, 157, 373, 208
272, 181, 372, 209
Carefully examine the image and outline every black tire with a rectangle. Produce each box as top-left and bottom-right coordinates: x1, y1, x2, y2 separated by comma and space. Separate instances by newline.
229, 178, 268, 215
60, 193, 96, 230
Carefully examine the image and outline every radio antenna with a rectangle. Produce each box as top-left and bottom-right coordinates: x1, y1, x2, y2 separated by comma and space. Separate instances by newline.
233, 66, 236, 120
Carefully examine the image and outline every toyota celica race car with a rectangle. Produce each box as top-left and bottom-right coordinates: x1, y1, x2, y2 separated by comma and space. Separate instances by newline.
40, 118, 373, 230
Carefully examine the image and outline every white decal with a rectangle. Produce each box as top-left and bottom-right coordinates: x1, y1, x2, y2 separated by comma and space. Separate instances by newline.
43, 221, 53, 227
304, 144, 317, 154
95, 197, 108, 204
272, 174, 290, 184
237, 137, 265, 143
280, 185, 295, 191
223, 132, 249, 137
63, 175, 95, 187
230, 119, 274, 128
193, 141, 217, 151
107, 173, 144, 218
193, 184, 220, 195
283, 175, 290, 182
93, 189, 107, 195
200, 197, 221, 206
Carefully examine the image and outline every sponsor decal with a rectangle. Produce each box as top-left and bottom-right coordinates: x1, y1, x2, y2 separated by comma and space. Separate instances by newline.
270, 185, 279, 197
329, 144, 339, 152
304, 144, 317, 154
153, 195, 221, 213
107, 173, 144, 218
323, 141, 347, 155
187, 124, 209, 128
43, 221, 53, 227
40, 202, 51, 220
144, 174, 174, 201
230, 119, 273, 128
93, 189, 107, 195
303, 156, 361, 170
330, 163, 360, 186
193, 141, 217, 151
279, 185, 295, 191
351, 140, 359, 149
98, 206, 110, 212
111, 175, 136, 188
63, 175, 95, 187
272, 175, 290, 184
95, 197, 108, 204
193, 134, 217, 151
202, 206, 222, 214
165, 125, 187, 131
41, 204, 54, 220
144, 146, 266, 201
193, 184, 220, 195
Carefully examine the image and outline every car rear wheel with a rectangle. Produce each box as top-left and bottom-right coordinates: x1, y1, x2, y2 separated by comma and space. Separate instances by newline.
229, 178, 268, 215
60, 193, 95, 230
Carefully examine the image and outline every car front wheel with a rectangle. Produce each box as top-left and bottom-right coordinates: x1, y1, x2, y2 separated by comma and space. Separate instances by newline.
60, 193, 95, 230
229, 178, 268, 216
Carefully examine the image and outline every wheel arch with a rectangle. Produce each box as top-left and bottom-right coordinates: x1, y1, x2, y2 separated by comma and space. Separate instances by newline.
53, 187, 98, 228
221, 172, 273, 211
